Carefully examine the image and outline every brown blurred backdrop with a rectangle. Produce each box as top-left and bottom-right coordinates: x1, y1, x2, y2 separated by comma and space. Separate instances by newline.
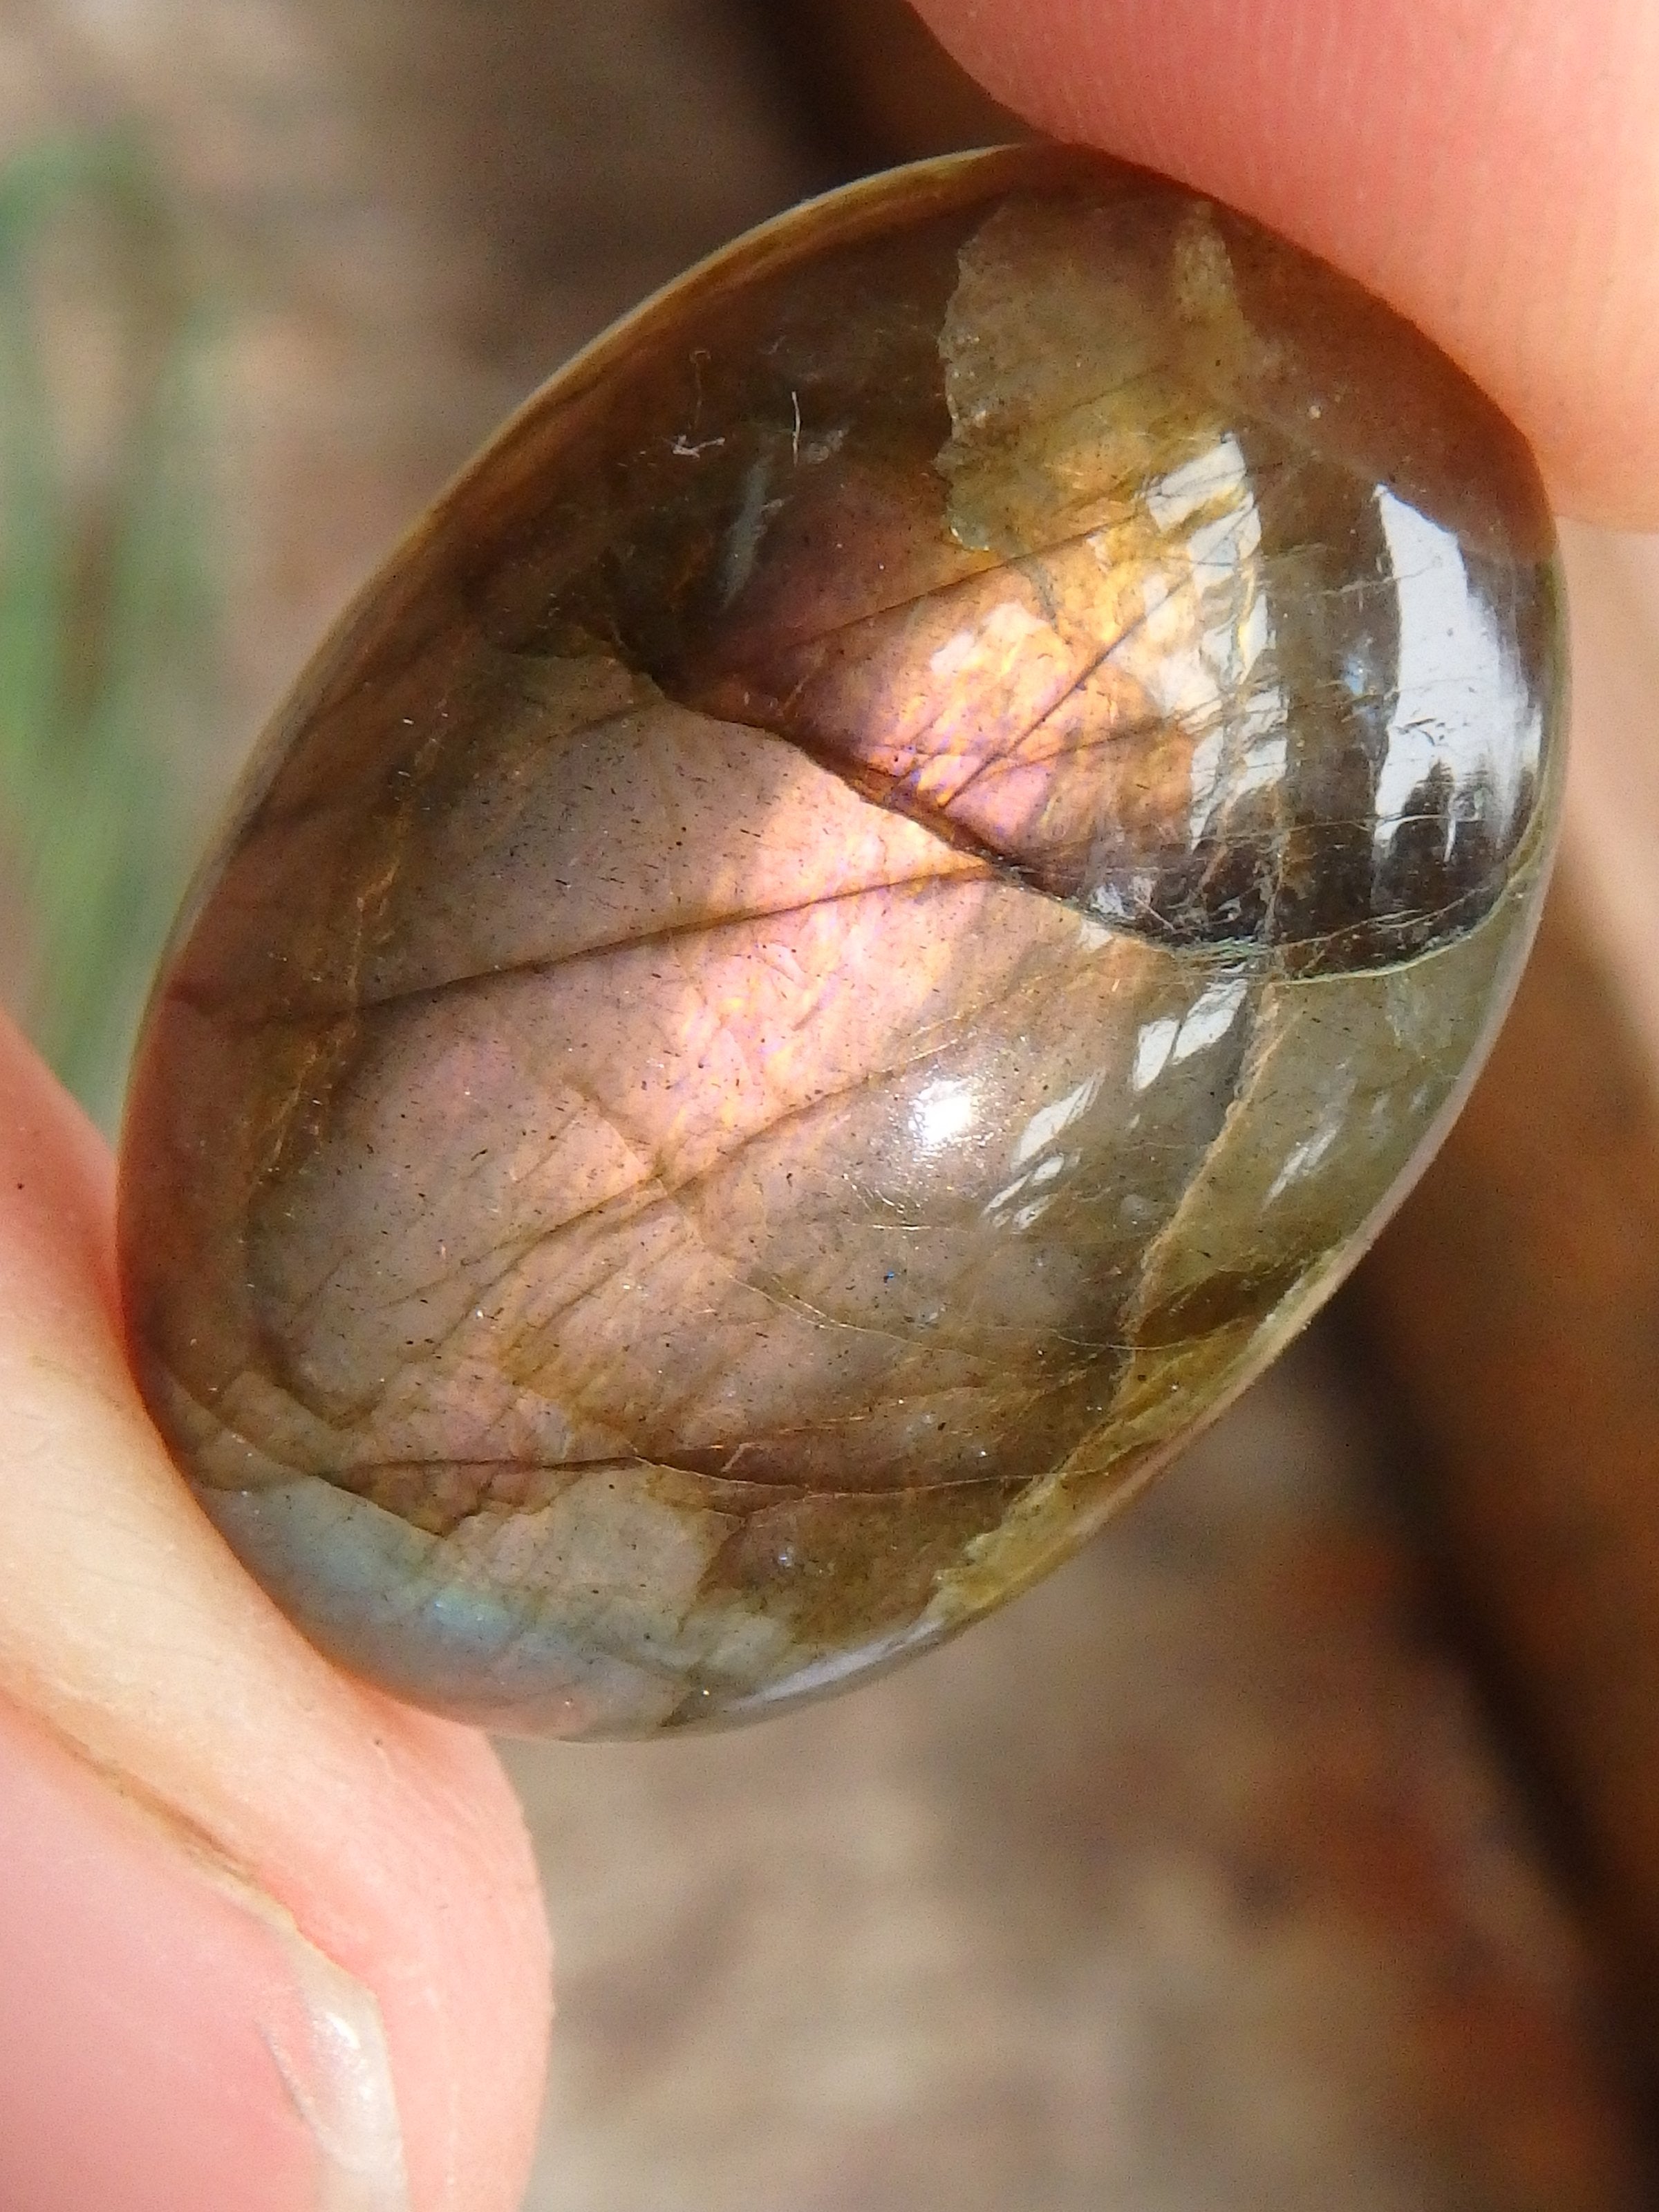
2, 4, 1658, 2206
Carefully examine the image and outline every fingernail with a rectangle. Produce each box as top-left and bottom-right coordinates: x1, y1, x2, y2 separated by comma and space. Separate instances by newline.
224, 1864, 411, 2212
0, 1694, 411, 2212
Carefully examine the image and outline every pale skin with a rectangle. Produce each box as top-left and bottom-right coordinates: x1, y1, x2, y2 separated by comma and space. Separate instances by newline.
0, 4, 1653, 2206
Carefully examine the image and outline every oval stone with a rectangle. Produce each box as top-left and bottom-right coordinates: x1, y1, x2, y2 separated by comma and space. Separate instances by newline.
118, 147, 1564, 1738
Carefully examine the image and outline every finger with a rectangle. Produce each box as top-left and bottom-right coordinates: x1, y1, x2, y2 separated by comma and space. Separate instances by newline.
0, 1011, 550, 2212
910, 0, 1659, 528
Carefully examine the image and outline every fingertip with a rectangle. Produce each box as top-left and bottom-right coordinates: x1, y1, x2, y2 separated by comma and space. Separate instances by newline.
911, 0, 1659, 527
0, 1689, 550, 2212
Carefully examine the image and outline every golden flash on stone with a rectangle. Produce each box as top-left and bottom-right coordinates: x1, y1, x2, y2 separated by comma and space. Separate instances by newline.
118, 147, 1565, 1738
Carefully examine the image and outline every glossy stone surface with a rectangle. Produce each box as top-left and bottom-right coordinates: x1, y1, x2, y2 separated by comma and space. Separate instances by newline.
118, 147, 1564, 1738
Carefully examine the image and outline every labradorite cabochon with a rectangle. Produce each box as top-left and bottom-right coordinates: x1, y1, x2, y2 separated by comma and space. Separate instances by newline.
119, 147, 1564, 1738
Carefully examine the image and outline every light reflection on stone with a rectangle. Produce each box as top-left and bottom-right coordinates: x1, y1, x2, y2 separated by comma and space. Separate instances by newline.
1371, 487, 1544, 878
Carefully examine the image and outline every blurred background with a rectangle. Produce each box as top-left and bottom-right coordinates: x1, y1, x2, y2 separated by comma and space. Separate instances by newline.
2, 3, 1658, 2206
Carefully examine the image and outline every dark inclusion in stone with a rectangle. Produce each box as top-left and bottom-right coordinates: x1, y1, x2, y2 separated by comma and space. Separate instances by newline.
119, 147, 1564, 1738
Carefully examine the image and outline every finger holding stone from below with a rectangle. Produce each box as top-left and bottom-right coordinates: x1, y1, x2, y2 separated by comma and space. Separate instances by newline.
0, 1011, 550, 2212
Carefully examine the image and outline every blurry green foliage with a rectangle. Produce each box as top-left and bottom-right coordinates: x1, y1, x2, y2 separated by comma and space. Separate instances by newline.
0, 133, 218, 1131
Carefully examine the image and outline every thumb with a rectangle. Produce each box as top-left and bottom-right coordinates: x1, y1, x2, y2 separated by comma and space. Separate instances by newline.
0, 1011, 550, 2212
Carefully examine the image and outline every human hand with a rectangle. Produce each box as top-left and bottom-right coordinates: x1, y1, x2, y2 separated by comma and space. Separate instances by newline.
1, 4, 1653, 2208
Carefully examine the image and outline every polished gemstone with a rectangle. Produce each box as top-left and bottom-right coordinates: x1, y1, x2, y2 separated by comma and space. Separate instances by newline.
118, 147, 1564, 1737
